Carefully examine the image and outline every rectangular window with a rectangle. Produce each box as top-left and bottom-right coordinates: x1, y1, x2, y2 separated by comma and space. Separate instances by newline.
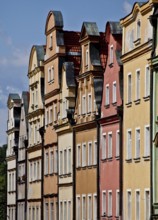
88, 142, 92, 166
102, 191, 106, 216
93, 194, 97, 220
62, 99, 67, 118
136, 191, 140, 220
49, 107, 53, 124
54, 149, 58, 173
105, 84, 110, 105
45, 152, 49, 175
112, 81, 117, 103
64, 201, 67, 220
67, 201, 71, 220
64, 149, 67, 174
82, 95, 86, 114
50, 151, 54, 174
49, 34, 53, 49
128, 74, 132, 103
53, 104, 57, 122
136, 69, 140, 100
59, 151, 63, 175
45, 203, 49, 220
86, 49, 89, 66
145, 190, 150, 220
88, 195, 92, 220
137, 20, 141, 39
135, 128, 140, 159
82, 143, 86, 167
67, 148, 71, 173
60, 201, 63, 220
127, 191, 132, 220
48, 67, 51, 82
102, 134, 106, 159
76, 196, 80, 220
82, 195, 86, 220
93, 141, 97, 165
88, 94, 92, 113
144, 126, 150, 157
46, 109, 49, 125
108, 132, 112, 158
127, 130, 132, 160
116, 130, 120, 157
116, 190, 120, 217
51, 66, 54, 81
110, 45, 114, 64
77, 145, 81, 167
145, 66, 150, 97
108, 191, 112, 217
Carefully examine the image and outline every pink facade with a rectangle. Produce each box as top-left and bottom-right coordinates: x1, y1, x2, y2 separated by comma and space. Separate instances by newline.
100, 22, 122, 219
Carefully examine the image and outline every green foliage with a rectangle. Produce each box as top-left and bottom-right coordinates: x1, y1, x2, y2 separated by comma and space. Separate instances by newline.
0, 145, 7, 220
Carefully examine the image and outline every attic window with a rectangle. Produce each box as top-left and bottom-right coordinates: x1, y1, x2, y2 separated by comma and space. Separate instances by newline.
137, 20, 141, 40
109, 45, 114, 65
49, 34, 53, 50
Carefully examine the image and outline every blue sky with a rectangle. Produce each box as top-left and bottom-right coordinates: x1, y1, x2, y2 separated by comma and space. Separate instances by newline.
0, 0, 136, 145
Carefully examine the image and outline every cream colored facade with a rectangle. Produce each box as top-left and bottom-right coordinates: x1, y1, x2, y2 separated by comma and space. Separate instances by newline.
120, 1, 153, 219
55, 62, 76, 220
27, 45, 45, 220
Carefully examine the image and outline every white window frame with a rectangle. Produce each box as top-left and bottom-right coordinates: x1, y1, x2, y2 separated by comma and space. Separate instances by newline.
135, 190, 140, 220
135, 128, 140, 159
67, 200, 71, 220
127, 129, 132, 160
82, 95, 86, 114
145, 65, 150, 97
105, 84, 110, 105
49, 33, 53, 49
86, 49, 89, 67
144, 189, 150, 220
53, 104, 57, 122
87, 194, 92, 220
48, 67, 51, 82
137, 19, 141, 40
67, 148, 71, 174
127, 190, 132, 220
50, 151, 54, 174
82, 143, 86, 167
110, 45, 114, 64
77, 144, 81, 168
51, 66, 54, 81
102, 191, 106, 217
127, 73, 132, 103
88, 141, 92, 166
116, 130, 120, 157
93, 193, 97, 220
116, 190, 120, 217
93, 141, 97, 165
76, 195, 80, 220
108, 190, 112, 217
59, 150, 63, 175
144, 125, 150, 157
108, 132, 112, 158
59, 201, 63, 220
88, 93, 92, 113
112, 81, 117, 103
102, 133, 106, 160
45, 152, 49, 175
82, 195, 86, 220
136, 69, 140, 100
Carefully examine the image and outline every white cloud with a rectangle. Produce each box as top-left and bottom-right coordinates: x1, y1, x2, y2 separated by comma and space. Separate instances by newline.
123, 1, 132, 14
6, 85, 21, 95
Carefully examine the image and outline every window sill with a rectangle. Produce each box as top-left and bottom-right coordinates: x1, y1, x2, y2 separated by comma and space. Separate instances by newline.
8, 191, 16, 194
112, 102, 117, 106
126, 102, 132, 107
115, 156, 120, 160
49, 46, 53, 50
109, 62, 114, 68
143, 96, 150, 101
107, 157, 113, 161
48, 79, 54, 84
134, 99, 141, 105
133, 157, 141, 162
134, 38, 141, 46
125, 158, 132, 163
101, 158, 107, 162
87, 165, 93, 169
143, 155, 150, 161
104, 104, 110, 109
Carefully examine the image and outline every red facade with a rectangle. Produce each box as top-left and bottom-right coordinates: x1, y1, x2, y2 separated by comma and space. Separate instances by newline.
99, 22, 122, 219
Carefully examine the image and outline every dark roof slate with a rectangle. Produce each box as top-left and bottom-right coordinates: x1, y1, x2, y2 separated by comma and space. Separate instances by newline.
81, 22, 100, 37
109, 22, 122, 35
63, 62, 76, 87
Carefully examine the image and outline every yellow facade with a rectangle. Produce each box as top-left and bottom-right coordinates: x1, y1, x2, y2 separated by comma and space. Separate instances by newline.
120, 1, 153, 219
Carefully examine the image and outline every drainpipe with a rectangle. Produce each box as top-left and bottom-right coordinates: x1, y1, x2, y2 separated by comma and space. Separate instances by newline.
39, 126, 44, 220
73, 127, 76, 220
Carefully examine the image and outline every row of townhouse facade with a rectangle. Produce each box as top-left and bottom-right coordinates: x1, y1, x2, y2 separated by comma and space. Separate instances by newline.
6, 0, 158, 219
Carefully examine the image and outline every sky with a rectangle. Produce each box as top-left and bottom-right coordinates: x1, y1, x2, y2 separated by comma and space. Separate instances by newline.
0, 0, 137, 146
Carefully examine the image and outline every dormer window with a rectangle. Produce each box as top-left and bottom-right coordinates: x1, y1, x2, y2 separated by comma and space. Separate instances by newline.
48, 66, 54, 83
62, 99, 67, 119
109, 45, 114, 65
49, 34, 53, 50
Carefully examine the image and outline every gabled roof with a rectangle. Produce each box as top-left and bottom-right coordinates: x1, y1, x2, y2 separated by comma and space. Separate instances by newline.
7, 93, 21, 107
108, 22, 122, 35
21, 91, 29, 116
80, 22, 100, 39
45, 10, 63, 34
